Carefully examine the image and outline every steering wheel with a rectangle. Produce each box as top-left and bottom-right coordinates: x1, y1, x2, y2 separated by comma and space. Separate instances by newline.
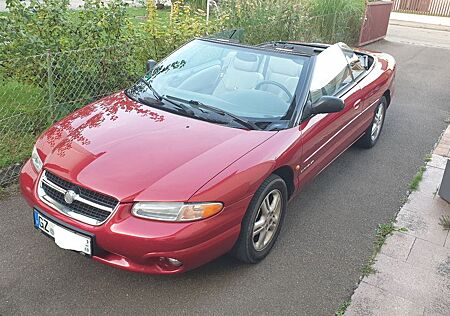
255, 80, 293, 101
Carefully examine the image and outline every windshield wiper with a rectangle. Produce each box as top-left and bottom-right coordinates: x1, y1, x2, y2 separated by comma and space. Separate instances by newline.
139, 78, 161, 101
164, 95, 261, 131
138, 78, 194, 116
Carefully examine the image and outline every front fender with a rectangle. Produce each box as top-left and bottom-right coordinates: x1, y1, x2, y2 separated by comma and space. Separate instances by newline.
189, 128, 303, 208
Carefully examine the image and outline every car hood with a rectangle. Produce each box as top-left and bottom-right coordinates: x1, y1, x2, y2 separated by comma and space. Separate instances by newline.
39, 92, 277, 202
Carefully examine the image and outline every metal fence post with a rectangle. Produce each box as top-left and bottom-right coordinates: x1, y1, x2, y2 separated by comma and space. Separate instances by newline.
332, 11, 337, 42
47, 49, 54, 110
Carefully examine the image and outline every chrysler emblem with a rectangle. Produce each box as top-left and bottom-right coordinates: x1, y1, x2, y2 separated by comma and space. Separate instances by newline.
64, 190, 77, 204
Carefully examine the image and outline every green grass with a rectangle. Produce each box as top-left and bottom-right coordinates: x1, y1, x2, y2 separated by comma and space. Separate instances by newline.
126, 6, 171, 26
361, 258, 376, 276
409, 166, 426, 191
0, 183, 19, 199
0, 132, 36, 169
361, 221, 407, 276
185, 0, 207, 10
0, 78, 47, 169
305, 0, 365, 44
335, 300, 351, 316
0, 79, 46, 115
439, 215, 450, 230
308, 0, 365, 16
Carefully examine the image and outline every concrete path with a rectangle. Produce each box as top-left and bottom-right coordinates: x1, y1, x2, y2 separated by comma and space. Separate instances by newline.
346, 126, 450, 315
386, 23, 450, 49
391, 12, 450, 28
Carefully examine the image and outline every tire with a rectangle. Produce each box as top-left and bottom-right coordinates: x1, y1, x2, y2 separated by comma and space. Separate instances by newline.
230, 174, 288, 263
356, 96, 387, 149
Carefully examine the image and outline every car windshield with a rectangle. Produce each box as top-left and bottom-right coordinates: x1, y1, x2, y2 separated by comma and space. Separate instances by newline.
127, 39, 310, 127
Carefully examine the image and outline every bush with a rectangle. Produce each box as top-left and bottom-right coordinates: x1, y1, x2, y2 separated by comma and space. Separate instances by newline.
218, 0, 365, 45
0, 0, 144, 114
141, 0, 229, 60
305, 0, 365, 43
0, 0, 135, 58
185, 0, 206, 10
217, 0, 304, 44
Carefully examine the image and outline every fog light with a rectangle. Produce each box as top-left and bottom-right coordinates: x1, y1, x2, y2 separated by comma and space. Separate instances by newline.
157, 257, 183, 270
167, 257, 182, 267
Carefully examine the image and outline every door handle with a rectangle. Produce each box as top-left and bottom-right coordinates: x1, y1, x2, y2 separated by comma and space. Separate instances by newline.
353, 99, 362, 110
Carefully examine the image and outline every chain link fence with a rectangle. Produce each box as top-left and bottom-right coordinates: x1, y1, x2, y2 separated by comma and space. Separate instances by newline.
0, 44, 150, 186
0, 11, 362, 187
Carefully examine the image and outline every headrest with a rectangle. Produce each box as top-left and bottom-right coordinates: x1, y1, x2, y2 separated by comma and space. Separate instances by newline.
232, 52, 259, 72
269, 58, 303, 77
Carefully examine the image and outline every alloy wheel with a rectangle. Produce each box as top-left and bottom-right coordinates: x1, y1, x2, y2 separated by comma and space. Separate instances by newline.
252, 189, 282, 251
371, 102, 384, 142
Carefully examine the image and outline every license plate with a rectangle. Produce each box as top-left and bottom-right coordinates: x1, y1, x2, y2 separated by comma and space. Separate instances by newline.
33, 209, 92, 256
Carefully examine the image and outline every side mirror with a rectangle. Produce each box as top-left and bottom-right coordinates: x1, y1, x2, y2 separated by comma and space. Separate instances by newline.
311, 96, 344, 114
146, 59, 157, 73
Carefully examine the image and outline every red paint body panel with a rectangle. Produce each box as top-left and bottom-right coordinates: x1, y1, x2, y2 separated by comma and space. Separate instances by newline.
36, 92, 277, 203
20, 49, 396, 274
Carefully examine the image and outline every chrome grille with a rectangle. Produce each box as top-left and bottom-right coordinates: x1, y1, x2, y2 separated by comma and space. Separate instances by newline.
45, 171, 118, 209
38, 171, 119, 225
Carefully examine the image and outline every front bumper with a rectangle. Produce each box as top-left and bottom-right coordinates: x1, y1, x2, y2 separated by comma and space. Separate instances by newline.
20, 160, 248, 274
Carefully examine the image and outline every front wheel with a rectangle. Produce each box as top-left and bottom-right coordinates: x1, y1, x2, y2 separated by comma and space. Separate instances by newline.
356, 97, 387, 149
230, 174, 287, 263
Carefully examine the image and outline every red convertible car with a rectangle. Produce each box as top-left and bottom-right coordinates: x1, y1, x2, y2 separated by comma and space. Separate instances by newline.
20, 38, 396, 274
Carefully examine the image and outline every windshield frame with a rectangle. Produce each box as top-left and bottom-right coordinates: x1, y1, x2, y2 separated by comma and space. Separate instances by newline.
127, 38, 312, 130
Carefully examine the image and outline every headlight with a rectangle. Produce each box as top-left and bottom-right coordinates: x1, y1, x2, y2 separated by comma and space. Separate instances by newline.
131, 202, 223, 222
31, 146, 43, 172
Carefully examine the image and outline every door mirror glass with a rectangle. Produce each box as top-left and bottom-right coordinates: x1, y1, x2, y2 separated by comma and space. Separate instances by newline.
146, 59, 157, 73
311, 96, 344, 114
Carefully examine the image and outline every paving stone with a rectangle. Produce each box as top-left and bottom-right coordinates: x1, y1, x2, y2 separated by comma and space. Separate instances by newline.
434, 147, 450, 156
442, 127, 450, 139
380, 231, 415, 261
407, 238, 450, 273
363, 254, 450, 315
398, 194, 450, 246
440, 140, 450, 149
416, 166, 445, 196
428, 154, 449, 170
445, 231, 450, 249
442, 136, 450, 144
423, 309, 450, 316
441, 141, 450, 149
397, 208, 449, 246
345, 281, 424, 316
405, 191, 450, 213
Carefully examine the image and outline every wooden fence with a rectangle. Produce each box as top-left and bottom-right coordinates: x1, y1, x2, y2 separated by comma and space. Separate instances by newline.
393, 0, 450, 16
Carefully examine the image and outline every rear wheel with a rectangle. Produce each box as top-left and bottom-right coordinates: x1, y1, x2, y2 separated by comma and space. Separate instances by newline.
230, 174, 287, 263
356, 96, 387, 149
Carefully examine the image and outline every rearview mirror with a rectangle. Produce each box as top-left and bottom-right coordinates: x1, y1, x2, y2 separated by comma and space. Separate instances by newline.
311, 96, 344, 115
146, 59, 157, 73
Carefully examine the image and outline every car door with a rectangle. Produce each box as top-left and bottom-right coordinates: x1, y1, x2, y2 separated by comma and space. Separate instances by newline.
297, 44, 362, 187
340, 44, 376, 138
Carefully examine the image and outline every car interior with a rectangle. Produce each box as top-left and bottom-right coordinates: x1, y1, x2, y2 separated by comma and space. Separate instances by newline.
159, 48, 307, 119
147, 40, 375, 121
